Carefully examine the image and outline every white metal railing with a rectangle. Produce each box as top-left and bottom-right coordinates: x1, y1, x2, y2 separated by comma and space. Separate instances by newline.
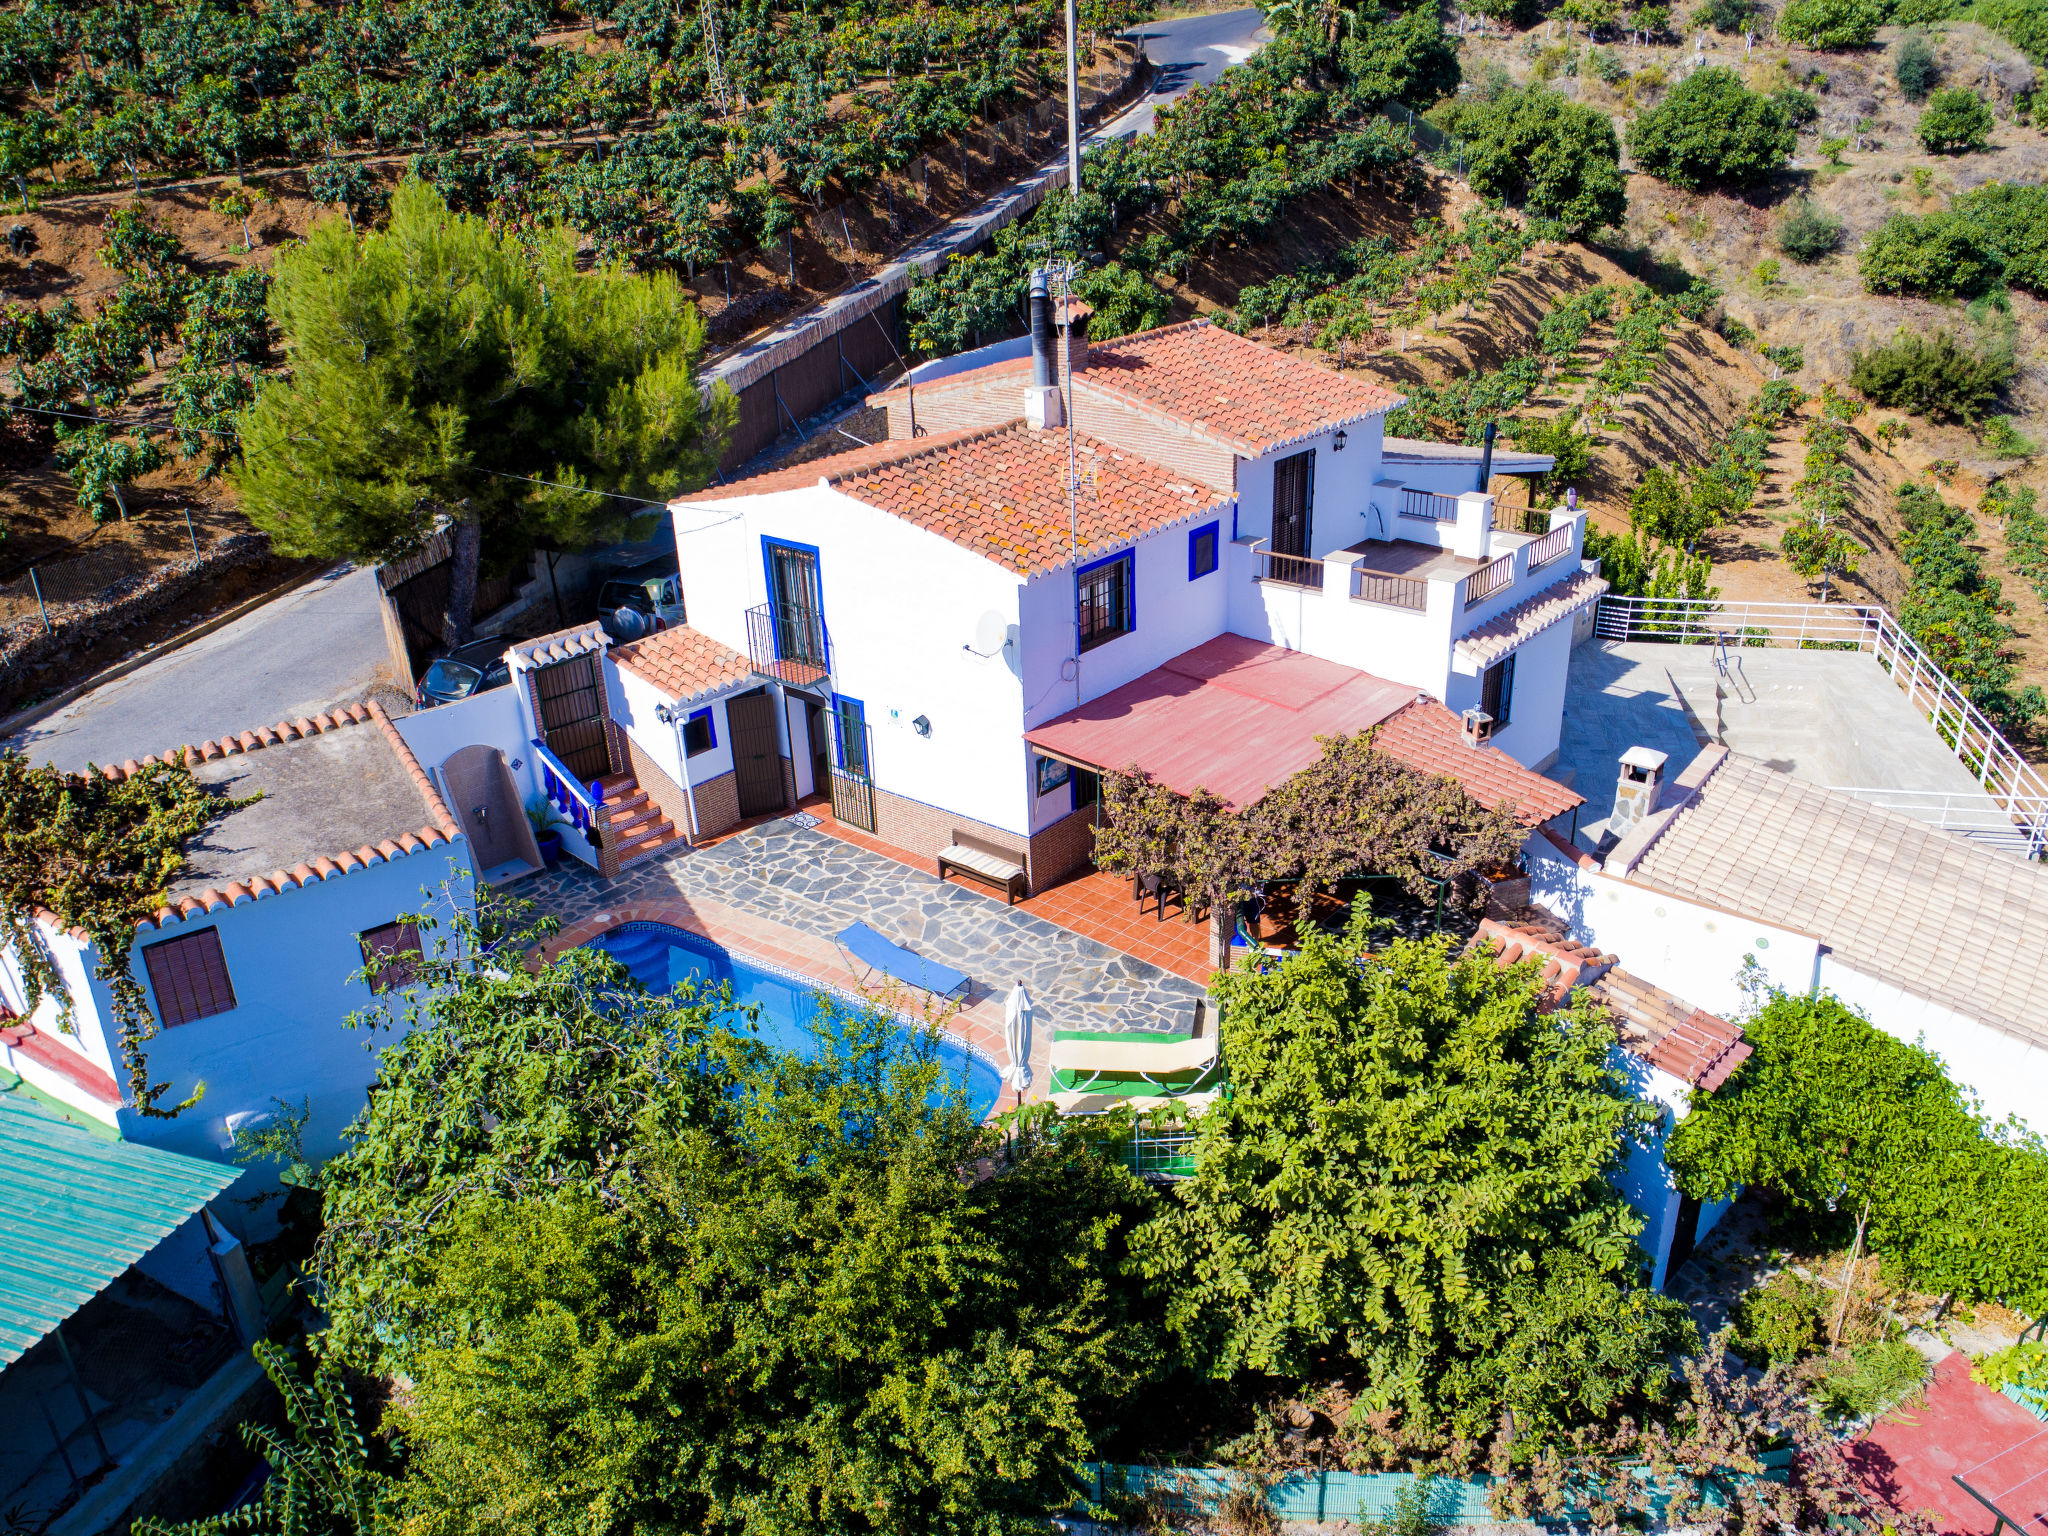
1595, 596, 2048, 857
533, 738, 603, 831
1526, 522, 1574, 571
1826, 787, 2048, 858
1400, 488, 1459, 522
1464, 550, 1516, 608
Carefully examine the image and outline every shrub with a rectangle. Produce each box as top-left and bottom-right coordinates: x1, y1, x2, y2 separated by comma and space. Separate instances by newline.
1919, 86, 1995, 151
1777, 0, 1884, 46
1628, 67, 1797, 189
1850, 329, 2015, 421
1778, 197, 1845, 260
1859, 210, 1999, 297
1983, 416, 2039, 456
1774, 87, 1823, 126
1720, 314, 1757, 346
1895, 30, 1942, 98
1692, 0, 1757, 28
1591, 46, 1629, 82
1972, 0, 2048, 64
1730, 1273, 1829, 1366
1818, 1341, 1931, 1421
1443, 85, 1630, 235
1763, 342, 1806, 372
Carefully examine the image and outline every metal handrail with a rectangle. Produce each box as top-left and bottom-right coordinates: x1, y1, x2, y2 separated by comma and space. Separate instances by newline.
532, 738, 603, 830
1526, 522, 1574, 571
745, 599, 832, 685
1399, 488, 1459, 522
1463, 550, 1515, 608
1350, 564, 1427, 611
1250, 539, 1323, 590
1595, 595, 2048, 856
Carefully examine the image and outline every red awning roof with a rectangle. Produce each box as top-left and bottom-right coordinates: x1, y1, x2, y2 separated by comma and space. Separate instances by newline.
1025, 635, 1581, 824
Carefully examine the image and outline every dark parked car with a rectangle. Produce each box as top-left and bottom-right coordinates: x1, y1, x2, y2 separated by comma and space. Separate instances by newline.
417, 637, 513, 708
597, 561, 684, 642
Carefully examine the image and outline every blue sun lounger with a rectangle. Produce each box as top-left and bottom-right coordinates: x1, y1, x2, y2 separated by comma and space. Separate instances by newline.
835, 922, 970, 1001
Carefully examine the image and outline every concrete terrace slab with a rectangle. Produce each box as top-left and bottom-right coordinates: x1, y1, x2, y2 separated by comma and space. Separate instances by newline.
522, 818, 1208, 1082
1558, 640, 1992, 850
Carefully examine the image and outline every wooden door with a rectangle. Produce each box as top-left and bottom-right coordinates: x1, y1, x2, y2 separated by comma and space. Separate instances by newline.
1272, 448, 1315, 559
727, 689, 787, 817
533, 655, 612, 782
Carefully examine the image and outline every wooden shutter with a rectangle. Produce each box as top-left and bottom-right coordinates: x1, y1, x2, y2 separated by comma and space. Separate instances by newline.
143, 929, 237, 1027
358, 921, 424, 993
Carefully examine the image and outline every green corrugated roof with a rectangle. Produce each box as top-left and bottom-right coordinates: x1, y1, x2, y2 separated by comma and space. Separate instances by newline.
0, 1080, 241, 1367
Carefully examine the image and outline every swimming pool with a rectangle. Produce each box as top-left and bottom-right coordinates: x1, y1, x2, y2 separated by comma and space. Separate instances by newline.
587, 921, 1004, 1118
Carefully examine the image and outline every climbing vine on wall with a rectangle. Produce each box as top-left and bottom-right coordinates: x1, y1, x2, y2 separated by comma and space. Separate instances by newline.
0, 749, 241, 1115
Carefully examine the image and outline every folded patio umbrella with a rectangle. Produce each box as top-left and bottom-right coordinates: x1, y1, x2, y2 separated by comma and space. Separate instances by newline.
1004, 982, 1034, 1094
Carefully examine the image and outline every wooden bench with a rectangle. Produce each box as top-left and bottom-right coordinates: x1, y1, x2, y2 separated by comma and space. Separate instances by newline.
937, 831, 1028, 905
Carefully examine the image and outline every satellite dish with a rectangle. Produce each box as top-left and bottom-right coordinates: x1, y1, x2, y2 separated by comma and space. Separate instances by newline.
968, 611, 1008, 657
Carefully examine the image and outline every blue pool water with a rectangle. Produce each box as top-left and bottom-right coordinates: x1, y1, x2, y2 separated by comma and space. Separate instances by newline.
588, 922, 1003, 1117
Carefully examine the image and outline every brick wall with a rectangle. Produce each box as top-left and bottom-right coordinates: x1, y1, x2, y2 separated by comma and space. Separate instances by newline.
1027, 807, 1098, 890
692, 769, 742, 837
623, 733, 695, 844
872, 788, 1023, 878
1066, 383, 1238, 490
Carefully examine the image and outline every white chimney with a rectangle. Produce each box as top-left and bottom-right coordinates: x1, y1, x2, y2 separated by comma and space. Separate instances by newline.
1611, 746, 1669, 835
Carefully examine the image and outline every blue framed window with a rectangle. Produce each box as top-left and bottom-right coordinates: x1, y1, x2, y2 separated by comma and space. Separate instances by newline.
1076, 550, 1134, 652
832, 694, 869, 775
682, 707, 716, 757
1188, 521, 1220, 580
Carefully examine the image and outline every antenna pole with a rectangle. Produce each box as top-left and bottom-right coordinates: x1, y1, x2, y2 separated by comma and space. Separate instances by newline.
1065, 0, 1082, 195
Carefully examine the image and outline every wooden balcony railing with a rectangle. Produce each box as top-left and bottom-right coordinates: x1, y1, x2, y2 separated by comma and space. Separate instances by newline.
1464, 551, 1516, 609
1526, 522, 1574, 571
1350, 566, 1428, 611
1253, 543, 1324, 589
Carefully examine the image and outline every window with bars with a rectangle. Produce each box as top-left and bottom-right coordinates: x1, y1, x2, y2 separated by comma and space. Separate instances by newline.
1076, 551, 1134, 652
1480, 651, 1516, 729
358, 921, 424, 994
142, 929, 237, 1027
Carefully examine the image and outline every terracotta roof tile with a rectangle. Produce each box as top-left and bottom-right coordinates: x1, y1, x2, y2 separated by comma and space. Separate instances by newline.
1628, 752, 2048, 1052
509, 622, 608, 669
1455, 569, 1609, 669
1372, 700, 1583, 826
1469, 915, 1751, 1091
610, 624, 756, 703
681, 420, 1226, 577
1077, 321, 1402, 456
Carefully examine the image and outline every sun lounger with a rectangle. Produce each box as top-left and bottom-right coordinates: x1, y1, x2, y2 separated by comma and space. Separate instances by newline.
834, 922, 970, 1000
1049, 1088, 1222, 1116
1048, 1031, 1220, 1094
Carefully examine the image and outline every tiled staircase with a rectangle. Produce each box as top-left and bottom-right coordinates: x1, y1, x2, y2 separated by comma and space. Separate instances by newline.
599, 772, 687, 867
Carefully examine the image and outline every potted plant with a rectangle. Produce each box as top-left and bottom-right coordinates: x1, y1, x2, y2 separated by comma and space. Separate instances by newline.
525, 794, 565, 867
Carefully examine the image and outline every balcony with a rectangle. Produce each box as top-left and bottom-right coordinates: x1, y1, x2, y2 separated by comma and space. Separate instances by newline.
1252, 541, 1323, 588
744, 600, 832, 689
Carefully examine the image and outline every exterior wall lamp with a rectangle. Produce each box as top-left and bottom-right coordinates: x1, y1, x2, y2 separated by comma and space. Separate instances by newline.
1332, 429, 1348, 451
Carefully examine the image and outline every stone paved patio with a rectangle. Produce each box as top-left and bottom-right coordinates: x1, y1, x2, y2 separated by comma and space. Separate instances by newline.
521, 816, 1209, 1067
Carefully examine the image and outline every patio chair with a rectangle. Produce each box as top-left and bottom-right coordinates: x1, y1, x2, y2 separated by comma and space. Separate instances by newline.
834, 922, 970, 1001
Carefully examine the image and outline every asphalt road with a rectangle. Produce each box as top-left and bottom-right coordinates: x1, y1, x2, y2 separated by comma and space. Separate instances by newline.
11, 562, 400, 772
1112, 7, 1268, 136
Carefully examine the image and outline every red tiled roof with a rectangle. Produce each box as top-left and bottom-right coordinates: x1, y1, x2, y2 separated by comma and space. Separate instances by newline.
1368, 699, 1584, 826
1080, 321, 1402, 456
680, 420, 1225, 577
1471, 916, 1752, 1091
1455, 568, 1609, 669
611, 624, 755, 703
1025, 636, 1581, 822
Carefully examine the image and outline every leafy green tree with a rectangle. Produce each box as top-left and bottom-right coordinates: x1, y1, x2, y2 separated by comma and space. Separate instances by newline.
1441, 85, 1627, 236
0, 111, 53, 210
1668, 992, 2048, 1312
1775, 0, 1883, 46
1895, 30, 1941, 99
1506, 413, 1592, 498
1627, 67, 1795, 190
1330, 5, 1461, 111
1918, 86, 1994, 152
1850, 328, 2014, 422
1691, 0, 1757, 31
316, 903, 1159, 1536
1074, 261, 1173, 339
133, 1342, 398, 1536
1129, 903, 1696, 1451
54, 421, 166, 521
232, 181, 733, 647
1629, 463, 1716, 548
1859, 209, 1995, 297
